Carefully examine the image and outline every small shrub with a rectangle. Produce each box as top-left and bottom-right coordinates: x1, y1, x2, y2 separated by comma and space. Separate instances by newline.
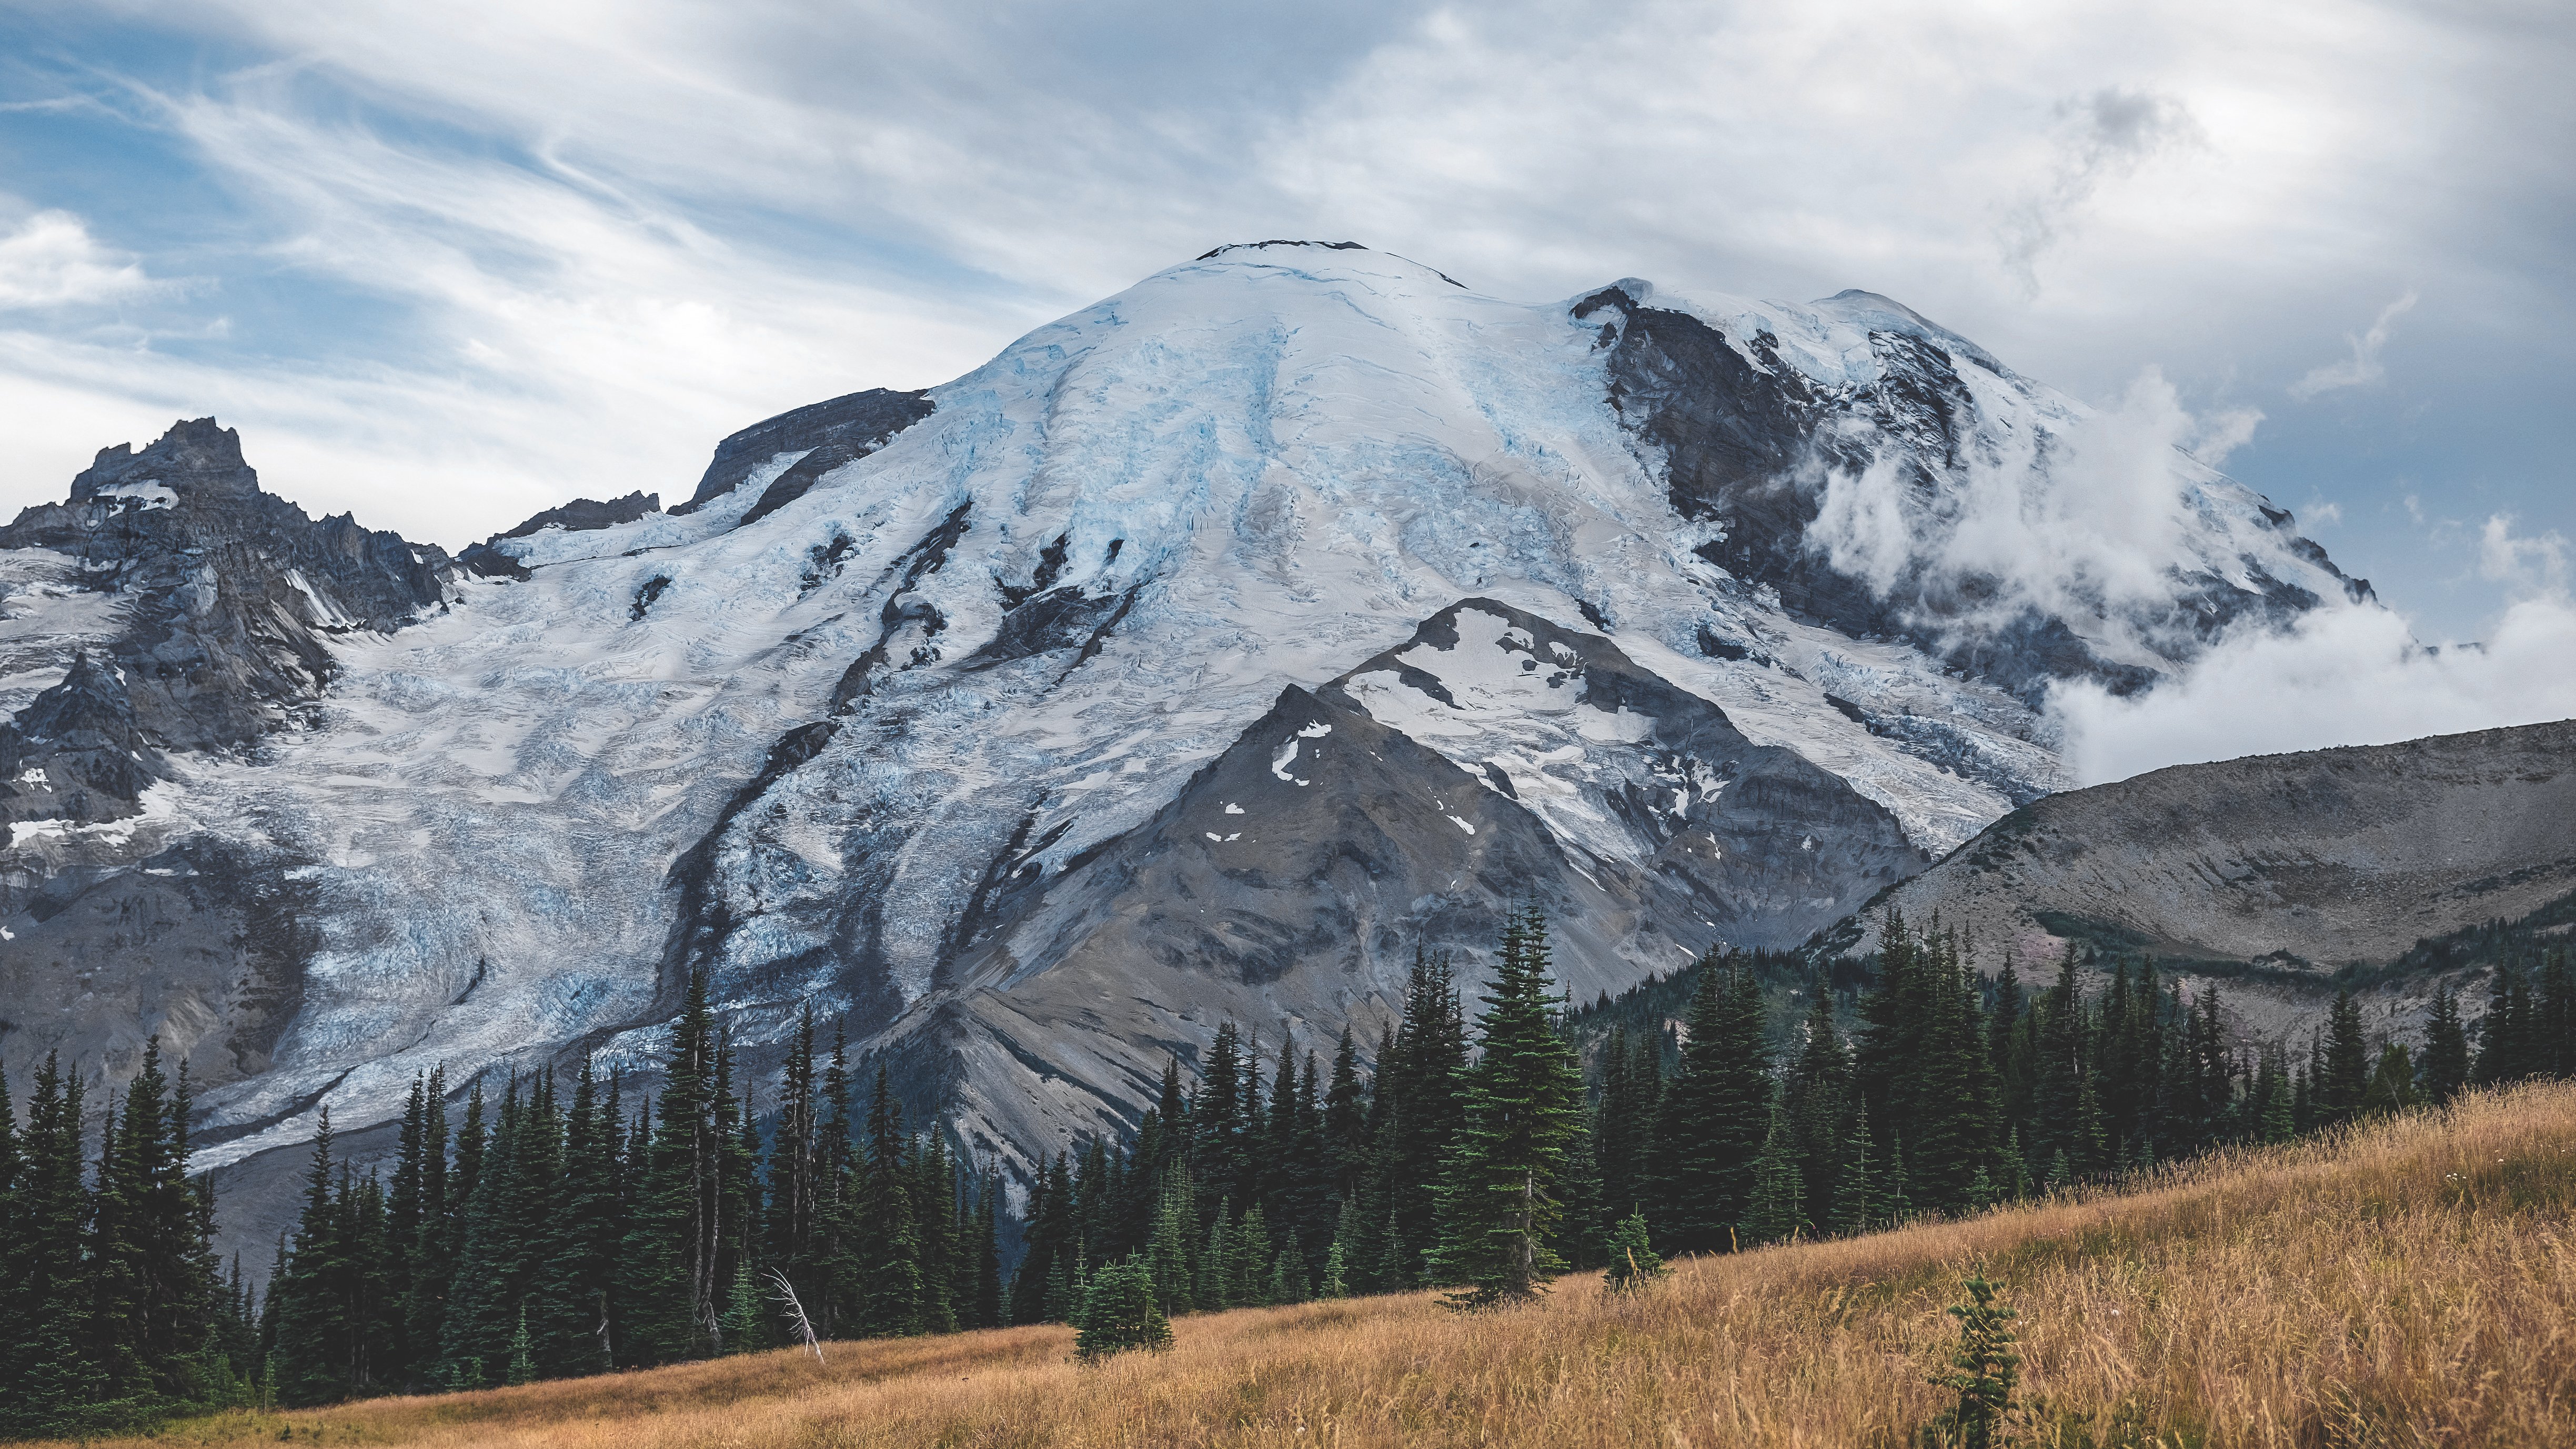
1074, 1256, 1174, 1362
1602, 1211, 1667, 1292
1923, 1268, 2020, 1448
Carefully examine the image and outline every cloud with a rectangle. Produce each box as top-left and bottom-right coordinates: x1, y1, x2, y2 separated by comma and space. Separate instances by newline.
1998, 88, 2202, 294
2052, 595, 2576, 785
2479, 512, 2570, 598
1805, 366, 2282, 660
0, 208, 156, 308
0, 76, 1023, 547
2288, 291, 2417, 399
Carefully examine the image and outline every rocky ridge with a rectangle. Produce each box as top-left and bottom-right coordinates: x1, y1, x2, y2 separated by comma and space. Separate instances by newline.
1829, 719, 2576, 1039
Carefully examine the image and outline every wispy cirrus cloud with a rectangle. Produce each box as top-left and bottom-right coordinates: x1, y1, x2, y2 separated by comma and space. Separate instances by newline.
2289, 291, 2418, 400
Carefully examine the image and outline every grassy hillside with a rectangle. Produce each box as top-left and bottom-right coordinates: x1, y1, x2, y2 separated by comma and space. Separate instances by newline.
57, 1083, 2576, 1448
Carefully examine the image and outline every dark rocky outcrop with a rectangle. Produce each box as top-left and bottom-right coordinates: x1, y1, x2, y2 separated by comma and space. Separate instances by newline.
1576, 286, 2347, 705
0, 419, 452, 824
494, 490, 660, 539
0, 653, 170, 830
0, 836, 317, 1105
673, 388, 934, 517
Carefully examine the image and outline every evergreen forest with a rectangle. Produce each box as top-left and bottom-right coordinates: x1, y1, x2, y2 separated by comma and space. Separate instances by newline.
6, 905, 2575, 1435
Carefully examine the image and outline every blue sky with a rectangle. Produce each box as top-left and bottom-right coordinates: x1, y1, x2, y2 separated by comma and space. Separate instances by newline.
3, 0, 2570, 652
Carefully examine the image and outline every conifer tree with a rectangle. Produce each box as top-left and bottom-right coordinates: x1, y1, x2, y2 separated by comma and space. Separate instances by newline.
1323, 1028, 1369, 1205
1911, 929, 2002, 1212
1830, 1105, 1875, 1236
271, 1109, 361, 1405
719, 1258, 764, 1354
6, 1053, 97, 1430
1602, 1210, 1665, 1291
1875, 1127, 1911, 1226
534, 1061, 620, 1376
969, 1163, 1003, 1329
2258, 1048, 2296, 1144
1647, 951, 1770, 1251
1366, 945, 1470, 1283
2476, 962, 2540, 1085
1147, 1171, 1198, 1314
506, 1307, 536, 1386
2421, 985, 2472, 1104
1742, 1098, 1807, 1246
1319, 1198, 1354, 1299
2028, 946, 2088, 1175
1195, 1022, 1253, 1223
2316, 988, 2371, 1126
1231, 1203, 1273, 1306
912, 1131, 961, 1333
1428, 903, 1586, 1307
1270, 1246, 1309, 1304
1927, 1270, 2021, 1449
767, 1006, 820, 1281
1783, 980, 1852, 1231
402, 1066, 453, 1384
854, 1068, 924, 1336
384, 1074, 427, 1383
444, 1075, 531, 1380
1073, 1257, 1172, 1361
2361, 1042, 2417, 1116
1552, 1109, 1607, 1270
620, 970, 722, 1362
1988, 955, 2029, 1139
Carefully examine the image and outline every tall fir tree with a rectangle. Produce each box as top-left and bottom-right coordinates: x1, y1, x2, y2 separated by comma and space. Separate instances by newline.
2316, 988, 2372, 1127
854, 1068, 924, 1336
2420, 985, 2472, 1104
1647, 951, 1770, 1252
1427, 903, 1586, 1306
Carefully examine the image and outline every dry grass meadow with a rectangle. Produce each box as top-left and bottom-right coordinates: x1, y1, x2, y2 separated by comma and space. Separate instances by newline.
65, 1082, 2576, 1448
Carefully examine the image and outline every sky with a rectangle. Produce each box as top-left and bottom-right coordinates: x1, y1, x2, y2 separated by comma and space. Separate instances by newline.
2, 0, 2571, 779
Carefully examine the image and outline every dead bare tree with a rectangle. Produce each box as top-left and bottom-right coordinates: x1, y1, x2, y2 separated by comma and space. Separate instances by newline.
768, 1269, 825, 1364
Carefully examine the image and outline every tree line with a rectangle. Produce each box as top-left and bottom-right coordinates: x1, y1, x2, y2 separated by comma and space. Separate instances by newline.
6, 907, 2573, 1429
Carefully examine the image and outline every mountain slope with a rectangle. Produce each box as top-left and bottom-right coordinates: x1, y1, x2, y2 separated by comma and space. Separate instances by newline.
1829, 719, 2576, 1034
0, 242, 2363, 1246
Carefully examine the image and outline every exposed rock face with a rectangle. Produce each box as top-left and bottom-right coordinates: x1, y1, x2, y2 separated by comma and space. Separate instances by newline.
0, 417, 451, 788
0, 653, 169, 828
496, 491, 661, 539
0, 246, 2375, 1263
672, 389, 935, 517
0, 418, 444, 1120
1577, 284, 2372, 706
1830, 720, 2576, 1038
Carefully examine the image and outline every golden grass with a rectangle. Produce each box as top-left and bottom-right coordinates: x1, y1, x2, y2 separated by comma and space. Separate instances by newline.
74, 1083, 2576, 1448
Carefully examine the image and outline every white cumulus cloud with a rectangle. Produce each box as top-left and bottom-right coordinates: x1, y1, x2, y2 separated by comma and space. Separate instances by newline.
1806, 366, 2275, 660
2052, 596, 2576, 786
0, 208, 155, 309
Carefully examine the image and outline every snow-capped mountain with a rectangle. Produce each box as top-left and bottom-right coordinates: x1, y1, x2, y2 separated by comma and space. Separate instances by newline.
0, 242, 2357, 1238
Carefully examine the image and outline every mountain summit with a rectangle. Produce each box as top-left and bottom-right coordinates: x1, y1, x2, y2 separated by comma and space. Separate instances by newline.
0, 242, 2357, 1242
